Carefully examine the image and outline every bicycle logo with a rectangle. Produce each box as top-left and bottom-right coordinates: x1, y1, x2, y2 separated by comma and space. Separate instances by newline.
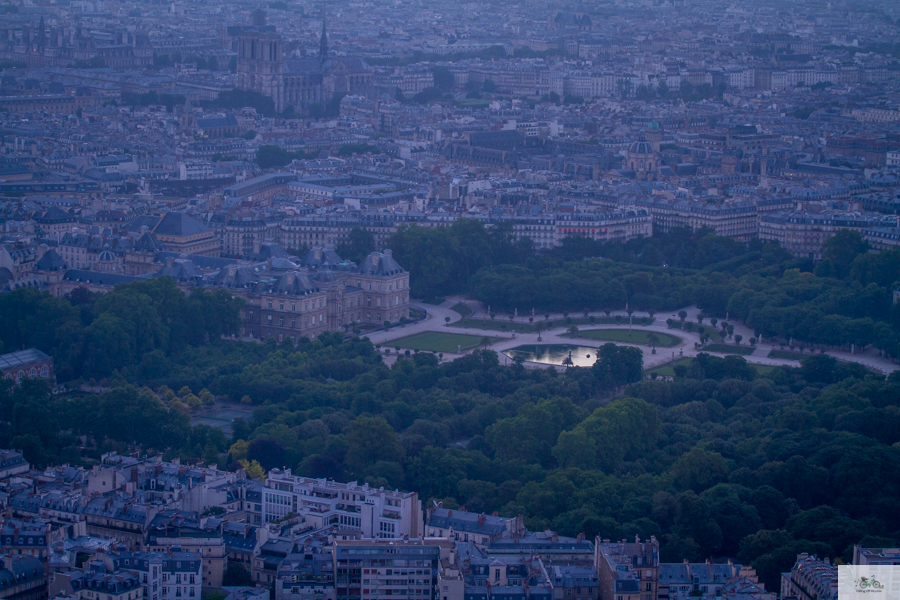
854, 577, 884, 592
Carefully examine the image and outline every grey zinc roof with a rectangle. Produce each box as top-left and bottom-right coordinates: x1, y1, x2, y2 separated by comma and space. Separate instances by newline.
156, 252, 236, 270
427, 508, 509, 535
34, 249, 67, 271
358, 250, 405, 276
153, 212, 211, 237
8, 556, 44, 580
37, 206, 74, 222
300, 247, 347, 268
251, 242, 289, 261
157, 259, 202, 281
63, 270, 148, 286
0, 348, 52, 369
198, 113, 238, 130
135, 231, 164, 253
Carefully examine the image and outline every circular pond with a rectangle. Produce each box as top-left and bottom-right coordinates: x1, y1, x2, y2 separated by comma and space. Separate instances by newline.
504, 344, 603, 367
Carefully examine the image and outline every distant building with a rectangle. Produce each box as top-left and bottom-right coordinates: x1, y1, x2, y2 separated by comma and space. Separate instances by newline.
332, 538, 449, 600
83, 549, 202, 600
852, 545, 900, 565
261, 470, 423, 539
236, 29, 372, 115
275, 540, 334, 600
65, 562, 143, 600
425, 507, 525, 548
550, 565, 600, 600
0, 450, 29, 479
0, 349, 55, 387
144, 512, 226, 588
123, 213, 221, 257
780, 554, 837, 600
0, 556, 48, 600
595, 537, 659, 600
658, 561, 741, 600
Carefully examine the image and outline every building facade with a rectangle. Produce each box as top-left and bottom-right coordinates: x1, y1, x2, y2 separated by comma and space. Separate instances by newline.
262, 470, 423, 539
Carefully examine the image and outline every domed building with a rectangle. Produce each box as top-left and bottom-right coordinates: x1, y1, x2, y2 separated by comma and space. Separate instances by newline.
622, 121, 662, 180
95, 249, 120, 273
624, 141, 659, 178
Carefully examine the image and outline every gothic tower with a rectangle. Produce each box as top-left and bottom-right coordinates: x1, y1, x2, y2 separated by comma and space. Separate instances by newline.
319, 18, 328, 61
236, 31, 285, 112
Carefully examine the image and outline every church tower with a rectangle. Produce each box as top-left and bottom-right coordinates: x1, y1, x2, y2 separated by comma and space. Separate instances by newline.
647, 120, 661, 153
236, 31, 285, 112
319, 18, 328, 61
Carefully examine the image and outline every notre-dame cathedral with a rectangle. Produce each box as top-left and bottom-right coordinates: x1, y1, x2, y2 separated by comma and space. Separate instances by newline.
236, 16, 372, 115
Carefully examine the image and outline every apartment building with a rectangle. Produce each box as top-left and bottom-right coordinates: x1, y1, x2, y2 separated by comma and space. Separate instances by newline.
851, 108, 900, 123
632, 198, 757, 240
86, 550, 202, 600
510, 216, 557, 249
687, 202, 758, 241
0, 519, 56, 567
595, 537, 659, 600
0, 450, 29, 479
550, 566, 600, 600
555, 209, 654, 244
224, 216, 269, 258
425, 507, 525, 548
332, 539, 446, 600
144, 513, 226, 588
66, 564, 142, 600
657, 561, 742, 600
779, 554, 836, 600
280, 217, 367, 251
223, 173, 297, 207
275, 541, 335, 600
262, 470, 423, 539
758, 211, 886, 259
851, 545, 900, 565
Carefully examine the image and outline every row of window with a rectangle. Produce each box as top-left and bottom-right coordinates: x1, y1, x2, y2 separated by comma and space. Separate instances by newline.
267, 314, 324, 328
161, 586, 197, 597
3, 364, 50, 383
162, 574, 196, 584
266, 299, 324, 311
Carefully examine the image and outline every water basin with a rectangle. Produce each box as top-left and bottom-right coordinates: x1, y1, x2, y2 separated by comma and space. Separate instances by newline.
504, 344, 601, 367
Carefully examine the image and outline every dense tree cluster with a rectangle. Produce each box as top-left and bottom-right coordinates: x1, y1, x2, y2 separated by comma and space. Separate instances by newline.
3, 223, 900, 593
2, 271, 898, 592
388, 222, 900, 356
389, 219, 534, 299
0, 278, 243, 381
336, 228, 376, 264
7, 332, 898, 592
0, 378, 218, 471
208, 89, 278, 117
216, 346, 895, 593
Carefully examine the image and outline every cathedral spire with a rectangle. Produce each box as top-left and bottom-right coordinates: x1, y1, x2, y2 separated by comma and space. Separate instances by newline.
319, 11, 328, 61
37, 16, 46, 47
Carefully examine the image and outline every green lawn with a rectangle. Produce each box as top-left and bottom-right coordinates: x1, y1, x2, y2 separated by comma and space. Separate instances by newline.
452, 315, 655, 333
573, 329, 681, 347
646, 357, 693, 377
702, 343, 756, 355
647, 358, 785, 378
452, 318, 535, 333
388, 331, 495, 353
450, 303, 473, 318
455, 98, 490, 107
768, 349, 810, 360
